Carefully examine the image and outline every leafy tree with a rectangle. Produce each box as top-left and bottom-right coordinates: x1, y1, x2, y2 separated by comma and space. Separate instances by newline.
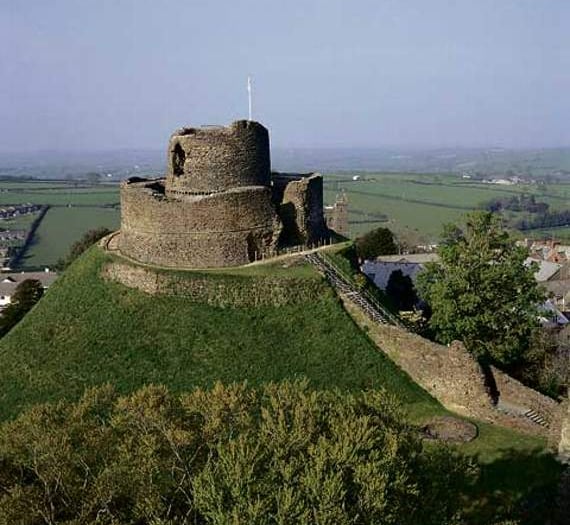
0, 381, 474, 524
386, 269, 418, 311
11, 278, 44, 310
0, 279, 44, 337
355, 227, 397, 260
56, 227, 112, 270
416, 211, 544, 366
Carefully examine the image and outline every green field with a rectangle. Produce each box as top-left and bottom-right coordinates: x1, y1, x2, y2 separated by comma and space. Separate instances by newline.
324, 172, 570, 240
0, 188, 119, 206
22, 207, 120, 267
0, 212, 36, 231
0, 180, 120, 268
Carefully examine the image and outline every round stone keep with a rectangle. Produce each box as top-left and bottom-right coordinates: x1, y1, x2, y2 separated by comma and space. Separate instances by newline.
165, 120, 270, 197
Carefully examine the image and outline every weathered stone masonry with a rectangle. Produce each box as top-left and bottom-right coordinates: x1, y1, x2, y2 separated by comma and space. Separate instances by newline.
118, 120, 329, 268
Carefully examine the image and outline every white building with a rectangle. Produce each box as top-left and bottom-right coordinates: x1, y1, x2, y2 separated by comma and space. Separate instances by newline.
0, 270, 58, 308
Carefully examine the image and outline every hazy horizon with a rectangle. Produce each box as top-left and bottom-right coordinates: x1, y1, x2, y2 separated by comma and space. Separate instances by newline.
2, 1, 569, 153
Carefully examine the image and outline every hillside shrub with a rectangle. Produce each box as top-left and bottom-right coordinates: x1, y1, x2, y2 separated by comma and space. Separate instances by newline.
0, 381, 475, 525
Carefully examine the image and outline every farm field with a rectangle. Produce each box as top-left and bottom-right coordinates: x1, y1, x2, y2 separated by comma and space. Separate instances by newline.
22, 207, 120, 268
0, 180, 120, 269
0, 212, 36, 231
0, 188, 119, 206
323, 172, 570, 240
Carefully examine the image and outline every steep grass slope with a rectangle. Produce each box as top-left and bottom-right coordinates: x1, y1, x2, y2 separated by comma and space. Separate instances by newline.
0, 247, 436, 420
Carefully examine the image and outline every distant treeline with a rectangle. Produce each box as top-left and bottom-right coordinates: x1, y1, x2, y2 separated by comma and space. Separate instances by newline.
480, 194, 570, 231
481, 194, 549, 214
514, 209, 570, 231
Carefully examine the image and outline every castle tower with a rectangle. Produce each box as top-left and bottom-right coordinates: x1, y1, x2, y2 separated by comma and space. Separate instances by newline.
165, 120, 271, 197
325, 191, 349, 238
118, 120, 280, 269
116, 119, 330, 269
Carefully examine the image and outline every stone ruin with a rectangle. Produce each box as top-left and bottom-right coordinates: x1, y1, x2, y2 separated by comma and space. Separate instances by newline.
118, 120, 330, 268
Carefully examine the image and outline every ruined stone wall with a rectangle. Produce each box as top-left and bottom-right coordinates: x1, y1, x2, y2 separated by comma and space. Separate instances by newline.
560, 400, 570, 462
118, 120, 331, 269
166, 120, 270, 197
325, 193, 349, 238
119, 179, 280, 268
491, 366, 564, 437
348, 319, 494, 418
341, 298, 565, 439
272, 173, 329, 246
102, 259, 330, 308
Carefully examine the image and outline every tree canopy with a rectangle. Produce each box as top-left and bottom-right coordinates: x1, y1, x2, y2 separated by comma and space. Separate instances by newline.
355, 227, 398, 260
416, 211, 544, 366
0, 279, 44, 337
0, 381, 473, 524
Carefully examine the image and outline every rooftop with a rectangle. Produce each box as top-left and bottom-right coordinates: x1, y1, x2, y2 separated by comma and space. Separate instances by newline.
371, 253, 440, 264
0, 271, 58, 297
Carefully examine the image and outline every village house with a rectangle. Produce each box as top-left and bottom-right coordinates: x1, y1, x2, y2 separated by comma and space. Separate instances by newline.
0, 270, 58, 309
0, 203, 41, 220
362, 253, 569, 326
360, 253, 439, 290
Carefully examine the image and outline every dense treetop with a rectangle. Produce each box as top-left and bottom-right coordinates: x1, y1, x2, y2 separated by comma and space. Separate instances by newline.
0, 381, 473, 525
417, 211, 544, 366
355, 227, 398, 260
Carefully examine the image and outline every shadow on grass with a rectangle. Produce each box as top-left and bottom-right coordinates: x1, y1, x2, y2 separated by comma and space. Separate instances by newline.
464, 447, 563, 525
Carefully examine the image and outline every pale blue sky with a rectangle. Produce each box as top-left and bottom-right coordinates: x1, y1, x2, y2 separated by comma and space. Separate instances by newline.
1, 0, 568, 152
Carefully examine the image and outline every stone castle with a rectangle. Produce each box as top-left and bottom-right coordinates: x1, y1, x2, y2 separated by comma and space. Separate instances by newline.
118, 120, 330, 268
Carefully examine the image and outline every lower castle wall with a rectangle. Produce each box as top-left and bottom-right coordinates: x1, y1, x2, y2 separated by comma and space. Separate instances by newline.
560, 401, 570, 462
102, 259, 330, 308
341, 299, 565, 440
352, 321, 494, 418
491, 365, 563, 437
119, 180, 279, 268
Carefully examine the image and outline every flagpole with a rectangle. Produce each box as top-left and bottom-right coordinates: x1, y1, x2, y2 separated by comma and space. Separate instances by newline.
247, 76, 252, 121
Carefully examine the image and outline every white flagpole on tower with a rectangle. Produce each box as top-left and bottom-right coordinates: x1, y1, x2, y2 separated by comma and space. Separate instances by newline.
247, 76, 253, 121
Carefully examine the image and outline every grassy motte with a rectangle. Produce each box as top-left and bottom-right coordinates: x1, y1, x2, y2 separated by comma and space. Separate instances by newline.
0, 246, 434, 420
